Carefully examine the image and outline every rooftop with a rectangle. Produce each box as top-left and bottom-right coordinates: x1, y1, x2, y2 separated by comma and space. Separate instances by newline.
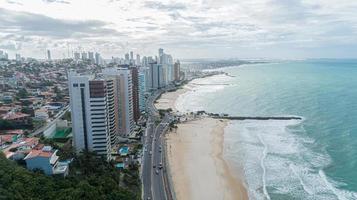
2, 112, 30, 120
24, 149, 53, 159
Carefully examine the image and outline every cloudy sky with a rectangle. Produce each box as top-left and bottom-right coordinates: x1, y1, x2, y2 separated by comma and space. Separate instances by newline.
1, 0, 357, 59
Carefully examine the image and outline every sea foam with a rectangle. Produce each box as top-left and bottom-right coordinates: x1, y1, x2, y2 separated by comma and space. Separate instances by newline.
224, 120, 357, 200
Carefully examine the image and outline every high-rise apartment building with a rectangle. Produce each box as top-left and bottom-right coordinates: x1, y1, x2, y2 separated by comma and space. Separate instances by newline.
136, 54, 141, 66
103, 68, 134, 137
47, 50, 51, 61
129, 66, 140, 122
15, 54, 21, 61
74, 52, 80, 60
158, 48, 164, 63
68, 72, 112, 159
81, 52, 88, 60
130, 51, 134, 64
174, 60, 181, 81
125, 53, 130, 64
95, 52, 101, 65
138, 68, 147, 112
88, 52, 94, 63
148, 62, 163, 90
158, 48, 174, 86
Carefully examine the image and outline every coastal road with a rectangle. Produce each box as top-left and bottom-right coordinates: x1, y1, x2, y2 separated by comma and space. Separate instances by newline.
142, 117, 154, 199
142, 89, 174, 200
151, 116, 171, 200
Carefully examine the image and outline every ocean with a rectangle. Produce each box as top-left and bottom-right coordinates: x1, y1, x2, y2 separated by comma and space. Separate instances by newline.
176, 60, 357, 199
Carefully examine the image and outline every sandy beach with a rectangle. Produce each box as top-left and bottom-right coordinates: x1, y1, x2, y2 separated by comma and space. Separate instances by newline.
156, 83, 248, 200
154, 87, 188, 112
166, 118, 248, 200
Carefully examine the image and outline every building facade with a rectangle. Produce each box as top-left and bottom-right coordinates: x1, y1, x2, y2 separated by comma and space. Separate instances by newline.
138, 68, 147, 113
68, 72, 112, 159
129, 66, 140, 122
103, 68, 134, 137
174, 60, 181, 81
148, 62, 163, 90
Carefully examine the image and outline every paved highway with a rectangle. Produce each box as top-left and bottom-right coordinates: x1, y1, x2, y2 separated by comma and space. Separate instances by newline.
142, 89, 174, 200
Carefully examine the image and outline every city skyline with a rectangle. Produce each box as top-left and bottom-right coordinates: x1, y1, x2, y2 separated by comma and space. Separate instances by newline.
1, 0, 357, 59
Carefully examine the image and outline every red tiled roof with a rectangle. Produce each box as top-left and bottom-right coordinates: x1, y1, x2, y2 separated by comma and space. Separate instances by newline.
34, 143, 45, 150
24, 150, 53, 159
2, 112, 30, 120
0, 106, 12, 112
0, 135, 13, 144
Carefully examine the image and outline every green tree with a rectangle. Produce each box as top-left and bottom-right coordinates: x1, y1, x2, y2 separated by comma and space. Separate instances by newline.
17, 88, 29, 99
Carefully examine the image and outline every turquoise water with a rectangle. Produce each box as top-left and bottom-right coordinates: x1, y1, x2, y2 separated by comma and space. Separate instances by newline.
176, 60, 357, 199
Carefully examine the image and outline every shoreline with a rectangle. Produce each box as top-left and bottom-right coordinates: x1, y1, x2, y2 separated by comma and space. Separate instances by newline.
166, 118, 248, 200
157, 74, 248, 200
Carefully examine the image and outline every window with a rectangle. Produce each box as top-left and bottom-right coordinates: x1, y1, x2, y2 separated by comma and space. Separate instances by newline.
80, 83, 85, 87
73, 83, 78, 87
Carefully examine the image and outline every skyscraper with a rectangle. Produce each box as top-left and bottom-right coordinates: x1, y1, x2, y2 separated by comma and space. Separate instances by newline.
0, 50, 8, 60
81, 52, 87, 60
157, 48, 174, 85
95, 52, 101, 65
130, 51, 134, 63
142, 56, 148, 67
129, 66, 140, 122
74, 52, 80, 60
174, 60, 181, 81
148, 62, 163, 90
125, 53, 130, 64
158, 48, 164, 63
138, 68, 147, 112
68, 72, 112, 159
15, 54, 21, 61
47, 50, 51, 61
103, 68, 134, 137
136, 54, 141, 66
88, 52, 94, 63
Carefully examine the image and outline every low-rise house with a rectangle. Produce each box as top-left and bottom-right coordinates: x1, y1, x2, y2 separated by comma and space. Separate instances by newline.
24, 146, 69, 176
34, 108, 49, 120
2, 137, 39, 160
0, 106, 12, 115
1, 112, 31, 126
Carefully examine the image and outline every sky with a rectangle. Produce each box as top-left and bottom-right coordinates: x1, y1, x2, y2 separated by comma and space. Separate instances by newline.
1, 0, 357, 60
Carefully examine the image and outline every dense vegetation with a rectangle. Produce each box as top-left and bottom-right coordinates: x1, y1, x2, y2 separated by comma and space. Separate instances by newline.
0, 119, 15, 130
0, 151, 141, 200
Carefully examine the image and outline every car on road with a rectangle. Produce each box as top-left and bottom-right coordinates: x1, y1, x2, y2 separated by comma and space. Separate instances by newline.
153, 165, 156, 168
149, 151, 152, 155
155, 169, 159, 175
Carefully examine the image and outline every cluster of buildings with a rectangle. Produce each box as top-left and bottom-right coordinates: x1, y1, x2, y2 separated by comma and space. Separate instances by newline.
73, 51, 104, 65
69, 48, 182, 160
0, 50, 9, 60
0, 59, 69, 129
1, 131, 69, 176
0, 47, 182, 174
0, 56, 82, 176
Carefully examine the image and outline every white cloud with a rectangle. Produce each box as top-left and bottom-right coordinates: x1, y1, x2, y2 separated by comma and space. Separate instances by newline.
0, 0, 357, 59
